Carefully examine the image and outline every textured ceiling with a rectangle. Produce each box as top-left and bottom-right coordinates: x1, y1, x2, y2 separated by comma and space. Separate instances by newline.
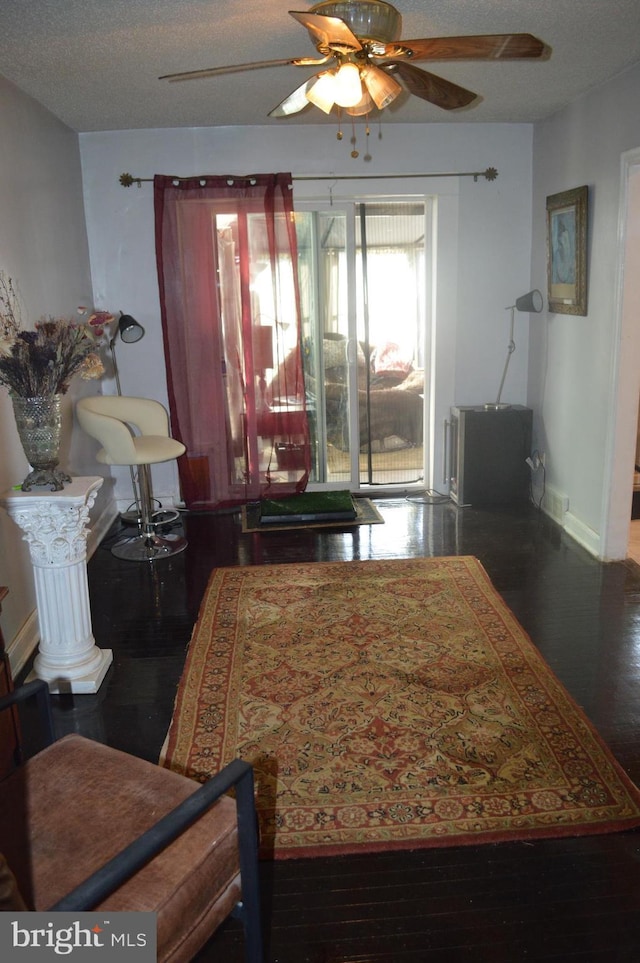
0, 0, 639, 131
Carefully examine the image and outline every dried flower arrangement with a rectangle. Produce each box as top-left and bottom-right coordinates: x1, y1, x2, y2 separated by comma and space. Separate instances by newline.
0, 271, 112, 397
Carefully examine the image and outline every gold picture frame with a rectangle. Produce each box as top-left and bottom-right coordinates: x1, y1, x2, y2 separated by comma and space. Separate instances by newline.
546, 185, 588, 315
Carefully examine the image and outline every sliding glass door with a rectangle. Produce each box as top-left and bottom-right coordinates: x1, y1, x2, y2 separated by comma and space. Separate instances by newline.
292, 199, 431, 490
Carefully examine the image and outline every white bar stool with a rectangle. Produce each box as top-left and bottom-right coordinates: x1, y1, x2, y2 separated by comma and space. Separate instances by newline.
76, 396, 188, 561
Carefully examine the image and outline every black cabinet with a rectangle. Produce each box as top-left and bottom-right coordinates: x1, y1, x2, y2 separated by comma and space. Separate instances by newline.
449, 405, 532, 508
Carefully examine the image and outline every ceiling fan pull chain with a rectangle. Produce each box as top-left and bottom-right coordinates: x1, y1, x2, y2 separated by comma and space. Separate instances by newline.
350, 118, 359, 158
336, 107, 343, 140
364, 118, 372, 162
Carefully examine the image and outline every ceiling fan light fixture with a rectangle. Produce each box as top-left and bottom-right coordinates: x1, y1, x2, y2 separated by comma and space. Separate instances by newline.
333, 62, 363, 107
361, 63, 402, 109
160, 3, 549, 140
306, 71, 338, 112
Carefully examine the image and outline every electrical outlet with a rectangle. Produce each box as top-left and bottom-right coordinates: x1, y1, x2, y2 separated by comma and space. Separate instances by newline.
546, 489, 569, 520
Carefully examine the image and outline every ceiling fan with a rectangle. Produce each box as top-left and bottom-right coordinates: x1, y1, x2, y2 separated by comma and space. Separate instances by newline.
160, 0, 548, 120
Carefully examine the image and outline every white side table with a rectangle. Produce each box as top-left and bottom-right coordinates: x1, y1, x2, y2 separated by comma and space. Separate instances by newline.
0, 476, 112, 693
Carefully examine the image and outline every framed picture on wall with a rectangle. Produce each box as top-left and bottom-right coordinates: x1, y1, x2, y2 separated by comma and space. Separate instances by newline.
546, 185, 588, 315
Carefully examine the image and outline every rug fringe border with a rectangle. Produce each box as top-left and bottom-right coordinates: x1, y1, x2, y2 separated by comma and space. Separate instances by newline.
266, 815, 640, 860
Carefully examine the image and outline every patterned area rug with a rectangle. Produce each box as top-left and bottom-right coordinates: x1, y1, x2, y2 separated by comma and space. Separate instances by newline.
161, 557, 640, 858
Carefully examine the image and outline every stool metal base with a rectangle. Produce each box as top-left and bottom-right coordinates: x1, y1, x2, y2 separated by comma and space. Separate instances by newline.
120, 508, 181, 528
110, 463, 187, 561
111, 531, 188, 562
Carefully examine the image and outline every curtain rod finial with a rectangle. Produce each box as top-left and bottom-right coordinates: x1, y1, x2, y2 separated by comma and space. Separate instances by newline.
119, 172, 142, 188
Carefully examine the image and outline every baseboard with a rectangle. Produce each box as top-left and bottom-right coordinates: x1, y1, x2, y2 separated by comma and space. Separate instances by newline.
87, 501, 119, 559
7, 607, 39, 679
539, 483, 600, 558
564, 512, 601, 558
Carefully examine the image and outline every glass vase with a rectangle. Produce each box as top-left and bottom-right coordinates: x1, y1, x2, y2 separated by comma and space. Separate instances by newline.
11, 394, 72, 491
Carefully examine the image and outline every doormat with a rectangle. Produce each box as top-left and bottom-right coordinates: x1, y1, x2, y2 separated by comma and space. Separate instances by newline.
161, 557, 640, 858
241, 496, 383, 533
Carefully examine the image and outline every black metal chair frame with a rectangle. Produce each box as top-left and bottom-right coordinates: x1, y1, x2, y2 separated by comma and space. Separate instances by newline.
0, 680, 263, 963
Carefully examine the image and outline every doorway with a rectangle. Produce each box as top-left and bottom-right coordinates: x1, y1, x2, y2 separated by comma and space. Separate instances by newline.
604, 148, 640, 560
290, 199, 431, 492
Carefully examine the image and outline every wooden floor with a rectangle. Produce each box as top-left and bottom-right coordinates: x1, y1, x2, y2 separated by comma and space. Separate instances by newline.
36, 497, 640, 961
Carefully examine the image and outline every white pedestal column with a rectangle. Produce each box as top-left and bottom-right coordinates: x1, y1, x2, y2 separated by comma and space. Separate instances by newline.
1, 476, 112, 694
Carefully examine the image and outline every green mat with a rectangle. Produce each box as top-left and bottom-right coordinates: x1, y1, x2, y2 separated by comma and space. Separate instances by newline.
258, 490, 357, 524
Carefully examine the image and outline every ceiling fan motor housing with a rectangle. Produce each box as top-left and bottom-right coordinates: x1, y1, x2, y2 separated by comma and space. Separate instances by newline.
310, 0, 403, 44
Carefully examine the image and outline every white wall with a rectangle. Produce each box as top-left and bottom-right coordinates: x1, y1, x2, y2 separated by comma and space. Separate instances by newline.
79, 121, 534, 500
0, 76, 111, 668
530, 62, 640, 557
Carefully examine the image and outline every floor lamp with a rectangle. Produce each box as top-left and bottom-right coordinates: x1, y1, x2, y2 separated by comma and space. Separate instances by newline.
485, 289, 543, 410
110, 313, 146, 525
109, 313, 181, 529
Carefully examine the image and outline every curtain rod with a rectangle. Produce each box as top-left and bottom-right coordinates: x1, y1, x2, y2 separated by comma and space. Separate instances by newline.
119, 167, 498, 188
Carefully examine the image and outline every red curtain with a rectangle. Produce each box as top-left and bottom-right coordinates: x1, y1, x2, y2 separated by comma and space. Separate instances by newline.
154, 173, 310, 509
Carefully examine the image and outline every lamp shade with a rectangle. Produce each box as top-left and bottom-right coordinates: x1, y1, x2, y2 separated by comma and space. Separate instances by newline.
361, 64, 402, 110
333, 63, 363, 108
306, 71, 338, 113
346, 87, 376, 116
118, 313, 145, 343
515, 289, 543, 313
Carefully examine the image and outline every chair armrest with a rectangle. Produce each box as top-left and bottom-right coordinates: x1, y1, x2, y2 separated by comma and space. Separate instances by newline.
51, 758, 259, 912
0, 679, 55, 751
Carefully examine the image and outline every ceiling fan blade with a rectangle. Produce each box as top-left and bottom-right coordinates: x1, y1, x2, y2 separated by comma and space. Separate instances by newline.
387, 33, 547, 62
386, 61, 477, 110
289, 11, 363, 54
159, 56, 328, 82
268, 79, 316, 118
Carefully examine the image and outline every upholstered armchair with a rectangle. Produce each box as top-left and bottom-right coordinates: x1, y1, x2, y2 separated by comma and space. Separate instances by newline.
0, 680, 262, 962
